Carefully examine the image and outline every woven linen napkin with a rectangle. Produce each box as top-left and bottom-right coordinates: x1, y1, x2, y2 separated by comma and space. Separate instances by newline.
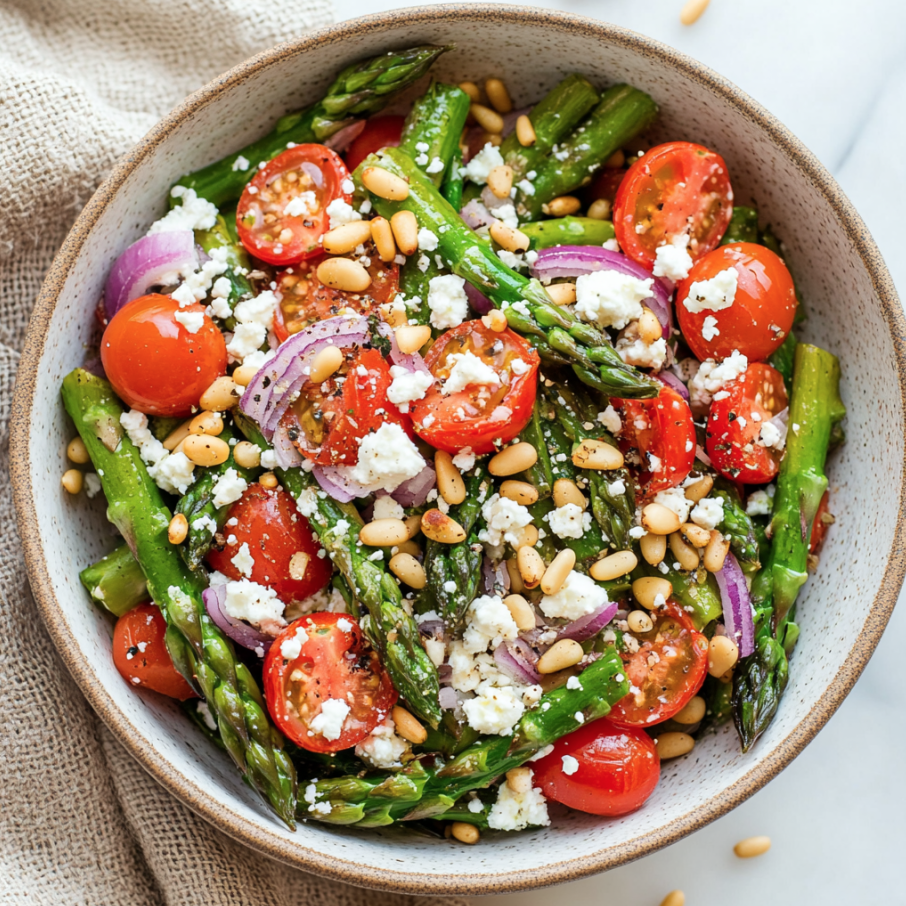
0, 2, 467, 903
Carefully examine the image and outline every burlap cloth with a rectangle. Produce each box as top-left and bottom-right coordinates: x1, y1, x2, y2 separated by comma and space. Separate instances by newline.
0, 2, 469, 903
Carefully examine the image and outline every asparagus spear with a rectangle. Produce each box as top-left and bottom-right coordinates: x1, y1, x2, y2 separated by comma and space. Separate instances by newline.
355, 147, 659, 399
62, 369, 297, 826
441, 147, 464, 209
80, 543, 148, 618
711, 478, 760, 567
632, 560, 722, 629
519, 216, 615, 250
733, 343, 845, 751
173, 45, 451, 207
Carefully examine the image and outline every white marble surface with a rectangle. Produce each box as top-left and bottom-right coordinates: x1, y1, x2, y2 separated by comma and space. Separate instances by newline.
328, 0, 906, 901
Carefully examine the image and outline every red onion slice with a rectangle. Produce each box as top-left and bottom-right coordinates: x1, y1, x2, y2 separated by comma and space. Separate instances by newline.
324, 120, 366, 152
714, 552, 755, 657
656, 370, 689, 401
557, 600, 618, 642
202, 585, 273, 654
439, 686, 460, 710
311, 464, 368, 502
494, 640, 542, 685
391, 462, 436, 507
461, 198, 494, 230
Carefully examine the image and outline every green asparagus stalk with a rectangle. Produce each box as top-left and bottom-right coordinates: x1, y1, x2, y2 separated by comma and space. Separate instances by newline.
173, 45, 451, 207
62, 369, 297, 826
79, 543, 148, 618
720, 205, 760, 245
632, 560, 722, 629
521, 401, 554, 499
769, 329, 797, 391
520, 216, 615, 250
441, 147, 464, 209
711, 478, 760, 567
733, 343, 845, 750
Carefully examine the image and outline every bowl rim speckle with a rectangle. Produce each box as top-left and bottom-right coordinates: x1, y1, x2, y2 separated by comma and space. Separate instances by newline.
10, 4, 906, 894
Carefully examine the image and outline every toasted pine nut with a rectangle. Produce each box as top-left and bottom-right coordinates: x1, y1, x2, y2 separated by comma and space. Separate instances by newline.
451, 822, 480, 845
587, 198, 612, 220
546, 282, 577, 306
390, 552, 427, 589
733, 836, 772, 859
309, 345, 345, 384
362, 166, 409, 201
484, 77, 513, 114
360, 518, 410, 547
370, 216, 397, 262
632, 576, 673, 610
484, 131, 503, 147
287, 551, 310, 580
489, 221, 530, 253
640, 531, 667, 566
233, 441, 261, 469
605, 149, 625, 168
404, 513, 423, 540
391, 705, 427, 744
392, 539, 421, 558
435, 451, 466, 505
683, 474, 713, 503
316, 258, 372, 293
489, 442, 538, 476
509, 523, 539, 551
656, 732, 695, 760
638, 307, 663, 344
505, 765, 533, 794
680, 0, 711, 26
681, 522, 711, 548
61, 469, 83, 494
163, 419, 194, 451
183, 434, 230, 467
421, 509, 467, 544
395, 324, 431, 354
542, 195, 582, 217
322, 220, 373, 255
572, 439, 623, 470
517, 546, 545, 588
505, 557, 525, 594
503, 594, 536, 631
537, 639, 584, 674
515, 114, 536, 147
231, 363, 259, 387
481, 309, 508, 332
659, 890, 686, 906
674, 695, 706, 725
541, 549, 576, 595
487, 164, 514, 199
669, 532, 700, 571
67, 437, 89, 464
641, 503, 682, 535
168, 513, 188, 544
200, 376, 239, 411
189, 410, 223, 437
703, 530, 730, 572
390, 210, 419, 256
259, 471, 278, 490
590, 550, 638, 582
708, 635, 739, 678
499, 480, 539, 506
458, 81, 481, 102
553, 478, 586, 510
471, 103, 504, 134
627, 609, 654, 634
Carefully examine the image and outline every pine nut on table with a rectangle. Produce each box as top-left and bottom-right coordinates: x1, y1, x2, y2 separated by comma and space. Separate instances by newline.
359, 518, 410, 547
659, 890, 685, 906
488, 442, 537, 476
733, 836, 771, 859
361, 166, 409, 200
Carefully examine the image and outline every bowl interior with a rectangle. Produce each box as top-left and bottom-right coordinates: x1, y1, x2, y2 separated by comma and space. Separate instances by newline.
12, 6, 905, 895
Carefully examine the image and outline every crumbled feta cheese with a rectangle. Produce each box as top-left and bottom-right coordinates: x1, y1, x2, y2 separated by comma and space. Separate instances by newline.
467, 798, 484, 813
443, 351, 500, 395
426, 156, 445, 175
462, 594, 519, 654
701, 315, 720, 342
608, 478, 626, 495
528, 744, 555, 762
230, 542, 255, 578
309, 698, 350, 741
561, 754, 580, 775
427, 274, 469, 330
653, 486, 693, 524
349, 423, 425, 493
462, 682, 525, 736
689, 351, 748, 410
84, 473, 102, 498
260, 449, 277, 470
652, 234, 693, 281
516, 178, 535, 196
387, 365, 433, 411
226, 290, 279, 363
223, 579, 285, 630
545, 503, 592, 540
120, 409, 195, 495
492, 203, 519, 229
417, 228, 439, 251
759, 419, 787, 450
325, 198, 362, 230
373, 495, 405, 521
173, 309, 205, 334
540, 570, 608, 621
279, 626, 309, 660
231, 155, 250, 172
295, 487, 318, 518
683, 267, 738, 313
691, 496, 724, 531
211, 468, 248, 508
452, 448, 476, 472
616, 335, 668, 370
574, 270, 653, 329
464, 142, 505, 185
355, 715, 410, 769
510, 358, 530, 376
478, 493, 533, 548
196, 700, 217, 730
746, 487, 775, 516
487, 775, 550, 829
148, 186, 218, 235
284, 191, 317, 218
598, 405, 622, 435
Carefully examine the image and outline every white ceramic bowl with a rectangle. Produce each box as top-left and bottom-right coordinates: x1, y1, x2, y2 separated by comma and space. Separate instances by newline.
11, 5, 906, 895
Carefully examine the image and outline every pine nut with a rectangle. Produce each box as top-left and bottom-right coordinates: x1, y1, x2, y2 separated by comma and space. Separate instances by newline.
632, 576, 673, 610
232, 363, 259, 387
393, 540, 421, 558
389, 552, 426, 589
541, 549, 576, 595
605, 149, 625, 168
458, 81, 481, 102
232, 441, 261, 469
680, 0, 711, 26
627, 610, 654, 634
288, 551, 310, 580
489, 221, 530, 253
669, 532, 700, 571
734, 836, 772, 859
189, 410, 223, 437
404, 513, 423, 540
395, 324, 431, 355
656, 732, 695, 760
309, 345, 345, 384
67, 437, 89, 464
642, 503, 682, 535
489, 442, 538, 476
537, 639, 584, 674
200, 376, 239, 411
708, 635, 739, 677
316, 257, 372, 293
421, 509, 466, 543
515, 114, 536, 147
481, 309, 508, 332
659, 890, 685, 906
674, 695, 706, 725
503, 594, 536, 631
391, 705, 427, 744
545, 282, 577, 306
370, 216, 396, 262
517, 546, 545, 588
484, 132, 503, 147
683, 474, 713, 503
509, 524, 539, 551
499, 480, 539, 506
451, 822, 479, 845
640, 532, 667, 566
471, 103, 504, 134
435, 451, 466, 505
587, 198, 612, 220
542, 196, 582, 217
183, 434, 230, 467
163, 419, 194, 451
681, 522, 711, 548
553, 478, 586, 510
572, 439, 623, 470
61, 469, 83, 494
638, 307, 663, 344
390, 210, 419, 256
487, 164, 514, 199
590, 550, 638, 581
703, 530, 730, 572
362, 166, 409, 201
506, 557, 525, 594
359, 518, 410, 547
506, 765, 533, 794
168, 513, 188, 544
484, 77, 513, 114
259, 472, 278, 490
322, 220, 373, 255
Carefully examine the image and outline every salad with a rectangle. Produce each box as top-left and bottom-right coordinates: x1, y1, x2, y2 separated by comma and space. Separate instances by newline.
61, 45, 845, 840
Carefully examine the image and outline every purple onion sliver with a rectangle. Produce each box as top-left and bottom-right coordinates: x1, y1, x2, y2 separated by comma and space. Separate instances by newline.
656, 370, 689, 401
465, 281, 494, 315
557, 600, 618, 643
439, 686, 459, 709
460, 198, 494, 230
391, 461, 436, 507
323, 120, 366, 152
714, 553, 754, 657
312, 464, 368, 502
494, 641, 542, 685
202, 585, 273, 654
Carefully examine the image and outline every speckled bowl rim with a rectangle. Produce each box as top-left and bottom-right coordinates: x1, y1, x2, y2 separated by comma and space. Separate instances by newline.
10, 4, 906, 895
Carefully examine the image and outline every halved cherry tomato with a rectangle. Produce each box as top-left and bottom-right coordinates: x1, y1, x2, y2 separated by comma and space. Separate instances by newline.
612, 383, 696, 495
206, 484, 332, 604
344, 115, 405, 172
809, 491, 832, 555
264, 612, 397, 752
101, 293, 227, 418
411, 321, 539, 455
705, 362, 789, 484
613, 141, 733, 268
531, 718, 660, 816
676, 243, 797, 362
113, 603, 196, 700
586, 166, 626, 206
608, 603, 709, 728
236, 144, 351, 266
272, 253, 399, 343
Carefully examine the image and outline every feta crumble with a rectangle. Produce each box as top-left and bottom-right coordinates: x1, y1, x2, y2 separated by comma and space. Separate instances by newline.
487, 775, 550, 829
463, 143, 505, 185
230, 542, 255, 578
561, 754, 580, 775
462, 594, 519, 654
309, 698, 350, 741
443, 351, 500, 394
212, 468, 249, 508
148, 186, 218, 235
690, 496, 724, 531
427, 274, 469, 330
540, 570, 608, 621
653, 486, 693, 524
349, 423, 425, 493
545, 503, 592, 540
683, 267, 738, 313
462, 682, 525, 736
574, 270, 654, 329
355, 715, 410, 769
325, 198, 362, 230
279, 626, 309, 661
223, 579, 285, 631
653, 234, 693, 281
387, 365, 433, 411
478, 493, 533, 548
